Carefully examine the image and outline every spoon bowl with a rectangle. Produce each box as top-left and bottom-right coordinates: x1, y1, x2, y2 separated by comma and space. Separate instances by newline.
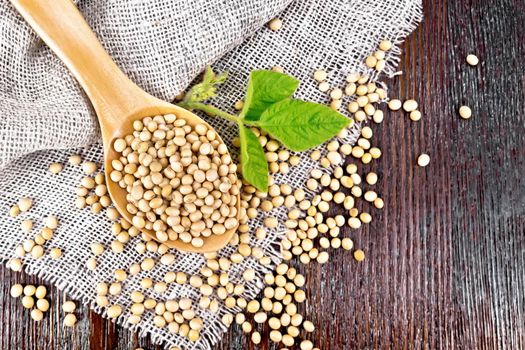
12, 0, 240, 253
104, 103, 241, 253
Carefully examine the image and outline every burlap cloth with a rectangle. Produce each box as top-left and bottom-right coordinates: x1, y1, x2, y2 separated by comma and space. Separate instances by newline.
0, 0, 422, 349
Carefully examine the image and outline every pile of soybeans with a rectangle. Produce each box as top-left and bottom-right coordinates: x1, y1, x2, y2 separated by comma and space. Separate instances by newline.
109, 114, 239, 248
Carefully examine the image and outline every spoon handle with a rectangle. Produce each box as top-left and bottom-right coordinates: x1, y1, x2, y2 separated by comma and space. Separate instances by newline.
10, 0, 154, 129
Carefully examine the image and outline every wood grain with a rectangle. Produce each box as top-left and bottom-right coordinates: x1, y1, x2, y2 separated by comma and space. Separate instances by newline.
1, 0, 524, 349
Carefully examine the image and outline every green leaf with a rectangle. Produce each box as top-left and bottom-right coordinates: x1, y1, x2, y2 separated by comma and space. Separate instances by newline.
256, 99, 350, 151
239, 124, 269, 192
241, 70, 299, 121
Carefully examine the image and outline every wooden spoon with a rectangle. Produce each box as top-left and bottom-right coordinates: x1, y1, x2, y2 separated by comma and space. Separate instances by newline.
11, 0, 240, 253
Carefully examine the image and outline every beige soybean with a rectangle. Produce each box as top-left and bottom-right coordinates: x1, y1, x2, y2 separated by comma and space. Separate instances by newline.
31, 245, 44, 259
379, 40, 393, 51
31, 309, 44, 322
22, 295, 35, 308
63, 313, 77, 327
18, 198, 33, 212
268, 18, 283, 31
35, 285, 47, 299
91, 242, 104, 256
269, 330, 283, 343
9, 258, 22, 272
417, 153, 430, 167
96, 282, 109, 296
372, 108, 385, 123
36, 299, 50, 312
62, 301, 76, 313
365, 55, 377, 68
49, 162, 63, 174
86, 258, 97, 270
388, 99, 402, 111
303, 320, 315, 332
69, 155, 82, 166
34, 234, 46, 246
50, 248, 62, 260
313, 69, 327, 82
366, 172, 378, 185
318, 81, 330, 92
9, 205, 20, 218
251, 331, 261, 345
459, 106, 472, 119
466, 54, 479, 66
23, 239, 35, 252
10, 284, 23, 298
403, 99, 418, 112
410, 110, 422, 121
300, 340, 314, 350
342, 238, 354, 250
21, 219, 33, 233
82, 161, 97, 175
354, 249, 366, 261
375, 59, 386, 71
107, 304, 122, 318
374, 197, 385, 209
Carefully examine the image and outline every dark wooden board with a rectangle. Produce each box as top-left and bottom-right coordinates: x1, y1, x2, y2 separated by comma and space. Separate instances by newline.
2, 0, 525, 349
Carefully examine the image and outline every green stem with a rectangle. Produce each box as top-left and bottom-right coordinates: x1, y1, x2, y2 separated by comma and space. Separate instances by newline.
240, 119, 259, 127
179, 101, 241, 124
